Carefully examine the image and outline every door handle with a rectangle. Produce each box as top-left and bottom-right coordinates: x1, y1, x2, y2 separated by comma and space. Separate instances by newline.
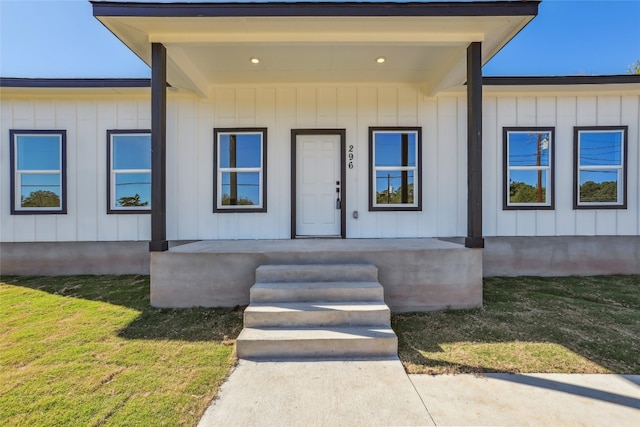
336, 198, 341, 210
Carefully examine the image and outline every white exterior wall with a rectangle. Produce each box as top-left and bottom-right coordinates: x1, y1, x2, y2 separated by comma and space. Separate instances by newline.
2, 85, 638, 243
166, 85, 467, 241
483, 91, 640, 237
0, 92, 152, 242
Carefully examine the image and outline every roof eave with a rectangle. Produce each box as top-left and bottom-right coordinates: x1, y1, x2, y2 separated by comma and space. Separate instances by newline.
92, 1, 541, 18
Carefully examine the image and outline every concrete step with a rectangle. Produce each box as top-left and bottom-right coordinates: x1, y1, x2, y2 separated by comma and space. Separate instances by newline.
250, 281, 384, 303
244, 302, 391, 328
255, 264, 378, 283
236, 327, 398, 359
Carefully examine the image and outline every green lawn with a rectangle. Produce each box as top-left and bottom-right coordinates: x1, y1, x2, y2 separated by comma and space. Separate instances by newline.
394, 275, 640, 375
2, 274, 639, 425
0, 276, 243, 426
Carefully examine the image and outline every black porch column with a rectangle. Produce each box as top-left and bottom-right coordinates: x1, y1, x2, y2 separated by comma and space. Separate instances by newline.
149, 43, 168, 252
465, 42, 484, 249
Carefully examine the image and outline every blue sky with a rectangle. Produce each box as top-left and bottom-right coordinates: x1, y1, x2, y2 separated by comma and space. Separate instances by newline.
0, 0, 639, 78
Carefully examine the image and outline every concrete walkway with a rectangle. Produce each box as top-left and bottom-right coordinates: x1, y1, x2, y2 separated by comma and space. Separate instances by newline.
198, 359, 640, 427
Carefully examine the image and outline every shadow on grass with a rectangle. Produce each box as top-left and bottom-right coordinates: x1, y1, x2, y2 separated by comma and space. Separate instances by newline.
397, 335, 514, 375
1, 275, 244, 342
393, 275, 640, 375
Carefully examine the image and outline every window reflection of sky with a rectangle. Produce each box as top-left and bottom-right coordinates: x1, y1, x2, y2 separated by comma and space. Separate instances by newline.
219, 134, 262, 168
113, 135, 151, 169
375, 171, 414, 196
508, 132, 550, 168
374, 133, 416, 167
17, 135, 60, 170
579, 170, 618, 185
579, 131, 622, 167
20, 174, 61, 200
373, 132, 418, 203
112, 134, 151, 207
510, 170, 547, 189
221, 172, 260, 205
115, 173, 151, 206
15, 135, 62, 208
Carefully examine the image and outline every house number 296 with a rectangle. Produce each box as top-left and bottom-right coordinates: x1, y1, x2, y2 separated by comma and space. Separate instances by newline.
348, 145, 354, 169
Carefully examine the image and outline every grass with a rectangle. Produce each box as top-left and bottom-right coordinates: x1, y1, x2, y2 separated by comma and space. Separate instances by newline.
394, 275, 640, 375
2, 274, 639, 425
0, 275, 243, 427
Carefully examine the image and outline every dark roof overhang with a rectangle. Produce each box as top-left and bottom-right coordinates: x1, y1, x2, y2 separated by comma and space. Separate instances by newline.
91, 1, 541, 18
91, 1, 541, 95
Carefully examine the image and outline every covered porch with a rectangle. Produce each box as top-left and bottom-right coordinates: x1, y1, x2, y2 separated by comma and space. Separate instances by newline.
94, 1, 539, 311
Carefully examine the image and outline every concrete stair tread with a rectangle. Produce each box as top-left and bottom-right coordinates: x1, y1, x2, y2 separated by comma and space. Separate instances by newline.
257, 264, 376, 271
252, 281, 383, 289
250, 281, 384, 304
238, 326, 396, 340
256, 264, 378, 283
246, 302, 389, 313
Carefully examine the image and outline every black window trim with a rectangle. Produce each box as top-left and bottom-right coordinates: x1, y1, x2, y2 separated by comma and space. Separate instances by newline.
368, 126, 422, 212
107, 129, 152, 214
9, 129, 67, 215
573, 125, 628, 210
213, 127, 268, 213
502, 126, 555, 211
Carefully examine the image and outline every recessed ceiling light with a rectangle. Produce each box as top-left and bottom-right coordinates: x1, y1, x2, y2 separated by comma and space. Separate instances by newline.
376, 57, 386, 64
250, 57, 260, 64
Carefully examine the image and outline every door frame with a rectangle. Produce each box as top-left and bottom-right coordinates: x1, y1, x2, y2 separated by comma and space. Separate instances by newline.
291, 129, 346, 239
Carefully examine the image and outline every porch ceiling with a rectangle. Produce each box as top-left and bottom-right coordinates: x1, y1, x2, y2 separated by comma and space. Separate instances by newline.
93, 2, 539, 96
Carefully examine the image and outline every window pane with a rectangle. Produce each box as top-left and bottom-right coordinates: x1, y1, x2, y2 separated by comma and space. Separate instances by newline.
375, 170, 414, 205
579, 170, 618, 203
20, 174, 61, 208
219, 133, 262, 168
374, 132, 416, 167
17, 135, 60, 170
509, 170, 548, 204
113, 134, 151, 170
579, 131, 622, 166
115, 173, 151, 208
221, 172, 260, 206
508, 132, 550, 167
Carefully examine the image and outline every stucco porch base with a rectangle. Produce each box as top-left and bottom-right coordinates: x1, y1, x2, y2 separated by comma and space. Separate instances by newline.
0, 241, 150, 275
483, 236, 640, 277
150, 238, 482, 312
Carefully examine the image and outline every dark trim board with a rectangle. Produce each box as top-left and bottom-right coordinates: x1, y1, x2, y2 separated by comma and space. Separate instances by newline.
4, 75, 638, 90
150, 43, 168, 252
93, 1, 540, 18
0, 78, 151, 88
484, 75, 640, 86
466, 42, 484, 249
291, 129, 347, 239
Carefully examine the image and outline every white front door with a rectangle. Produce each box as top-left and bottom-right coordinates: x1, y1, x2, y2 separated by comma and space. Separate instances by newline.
295, 133, 342, 237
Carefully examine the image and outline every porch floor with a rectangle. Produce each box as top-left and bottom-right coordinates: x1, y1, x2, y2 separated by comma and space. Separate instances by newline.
169, 237, 464, 254
151, 238, 482, 312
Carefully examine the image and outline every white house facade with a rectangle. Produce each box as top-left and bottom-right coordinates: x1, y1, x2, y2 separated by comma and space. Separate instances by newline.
1, 1, 639, 311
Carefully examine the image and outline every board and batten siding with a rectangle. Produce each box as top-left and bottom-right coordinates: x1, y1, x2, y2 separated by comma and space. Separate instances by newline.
1, 85, 468, 242
166, 85, 467, 240
0, 93, 152, 243
483, 93, 640, 237
2, 85, 638, 243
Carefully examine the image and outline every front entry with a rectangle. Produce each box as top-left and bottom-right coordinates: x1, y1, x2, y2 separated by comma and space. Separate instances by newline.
291, 130, 346, 238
